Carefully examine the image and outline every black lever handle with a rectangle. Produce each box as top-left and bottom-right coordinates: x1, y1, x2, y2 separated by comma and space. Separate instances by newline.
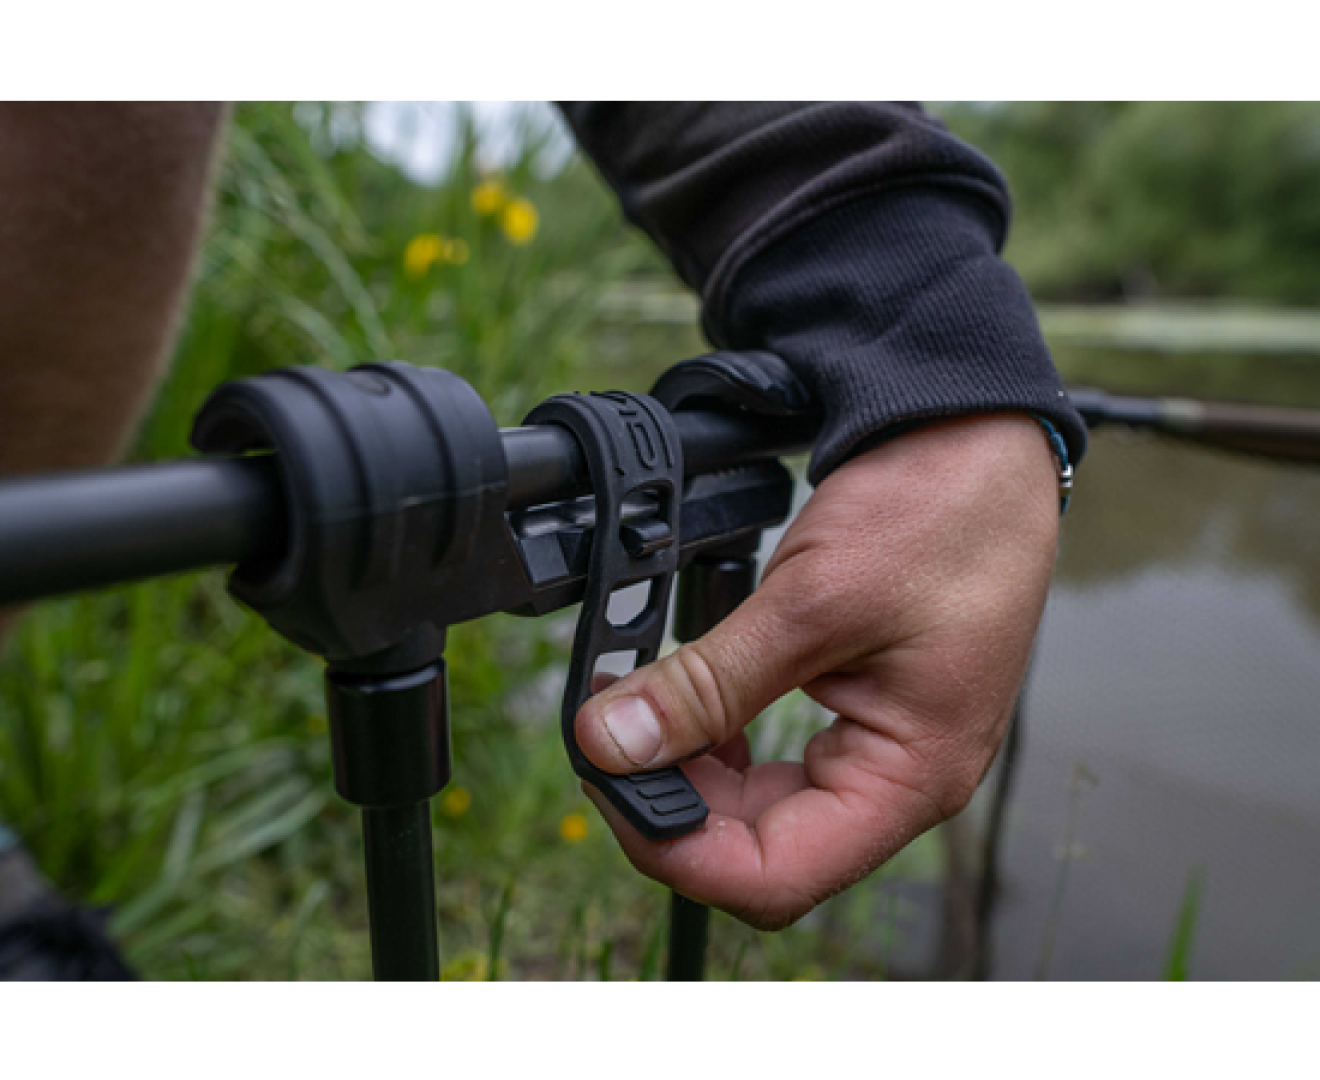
523, 390, 709, 842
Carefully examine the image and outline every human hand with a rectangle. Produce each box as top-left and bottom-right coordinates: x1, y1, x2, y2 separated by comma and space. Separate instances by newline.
574, 414, 1060, 929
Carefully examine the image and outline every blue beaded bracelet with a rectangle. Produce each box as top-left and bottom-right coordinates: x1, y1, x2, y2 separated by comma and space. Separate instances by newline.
1029, 414, 1073, 515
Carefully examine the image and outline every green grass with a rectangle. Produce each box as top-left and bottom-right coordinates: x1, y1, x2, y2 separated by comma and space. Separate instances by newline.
0, 102, 938, 980
1164, 868, 1205, 982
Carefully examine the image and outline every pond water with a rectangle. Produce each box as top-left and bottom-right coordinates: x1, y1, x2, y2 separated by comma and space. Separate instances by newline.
786, 347, 1320, 979
989, 349, 1320, 980
607, 319, 1320, 978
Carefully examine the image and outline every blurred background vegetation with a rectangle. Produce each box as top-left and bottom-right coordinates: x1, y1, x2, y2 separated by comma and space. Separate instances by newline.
0, 102, 923, 981
940, 101, 1320, 305
4, 101, 1320, 980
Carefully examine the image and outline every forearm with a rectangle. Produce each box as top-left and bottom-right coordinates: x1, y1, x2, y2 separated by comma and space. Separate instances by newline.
0, 103, 228, 477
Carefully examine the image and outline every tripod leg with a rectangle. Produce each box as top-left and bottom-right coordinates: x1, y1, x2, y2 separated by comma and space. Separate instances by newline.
665, 553, 757, 982
971, 686, 1026, 981
326, 657, 451, 981
363, 803, 441, 981
666, 892, 710, 981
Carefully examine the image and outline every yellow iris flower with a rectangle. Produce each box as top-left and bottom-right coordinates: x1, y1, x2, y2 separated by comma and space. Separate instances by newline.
501, 197, 539, 246
558, 812, 588, 843
441, 786, 472, 817
471, 178, 507, 216
404, 233, 470, 277
404, 233, 444, 277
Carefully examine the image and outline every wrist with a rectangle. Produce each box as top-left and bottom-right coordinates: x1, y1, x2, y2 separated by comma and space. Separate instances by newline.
828, 411, 1069, 520
1028, 414, 1074, 513
825, 413, 1063, 533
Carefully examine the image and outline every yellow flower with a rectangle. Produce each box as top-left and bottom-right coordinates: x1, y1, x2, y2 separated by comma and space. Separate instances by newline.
404, 233, 444, 278
471, 178, 507, 216
441, 786, 472, 818
443, 237, 470, 266
501, 197, 539, 246
559, 812, 588, 844
440, 949, 489, 981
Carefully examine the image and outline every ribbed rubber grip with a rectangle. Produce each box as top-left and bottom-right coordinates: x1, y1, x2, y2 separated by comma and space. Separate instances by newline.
523, 391, 709, 842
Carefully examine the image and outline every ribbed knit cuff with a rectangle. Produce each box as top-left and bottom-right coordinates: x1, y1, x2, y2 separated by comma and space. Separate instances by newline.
714, 186, 1088, 485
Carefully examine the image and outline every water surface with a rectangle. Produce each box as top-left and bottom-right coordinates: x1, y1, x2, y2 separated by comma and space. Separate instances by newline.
992, 356, 1320, 979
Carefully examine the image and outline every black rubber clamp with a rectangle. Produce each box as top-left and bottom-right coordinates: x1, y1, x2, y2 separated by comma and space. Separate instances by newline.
191, 361, 507, 669
523, 391, 708, 842
650, 349, 816, 417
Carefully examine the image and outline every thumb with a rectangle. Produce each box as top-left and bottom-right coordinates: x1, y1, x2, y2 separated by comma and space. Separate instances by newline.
573, 584, 812, 774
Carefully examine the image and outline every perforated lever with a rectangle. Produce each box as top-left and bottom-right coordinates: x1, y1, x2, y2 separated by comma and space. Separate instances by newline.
523, 391, 709, 842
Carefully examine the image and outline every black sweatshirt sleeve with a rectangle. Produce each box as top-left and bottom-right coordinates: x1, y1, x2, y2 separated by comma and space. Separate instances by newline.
557, 102, 1086, 484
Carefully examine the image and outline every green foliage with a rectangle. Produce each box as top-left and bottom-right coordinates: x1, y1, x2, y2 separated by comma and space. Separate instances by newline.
0, 102, 932, 980
0, 101, 652, 979
939, 102, 1320, 304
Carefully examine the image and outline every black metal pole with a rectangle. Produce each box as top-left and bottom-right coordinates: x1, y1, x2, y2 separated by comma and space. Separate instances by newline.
17, 383, 1320, 608
362, 803, 441, 981
969, 696, 1022, 981
0, 455, 285, 604
667, 894, 710, 981
666, 552, 759, 982
326, 657, 451, 981
0, 411, 816, 607
359, 802, 440, 982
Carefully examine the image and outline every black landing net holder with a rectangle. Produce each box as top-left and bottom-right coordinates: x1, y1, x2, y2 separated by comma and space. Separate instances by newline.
524, 390, 707, 842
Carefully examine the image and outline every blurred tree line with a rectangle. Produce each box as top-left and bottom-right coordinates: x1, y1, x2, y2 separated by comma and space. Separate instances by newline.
938, 102, 1320, 305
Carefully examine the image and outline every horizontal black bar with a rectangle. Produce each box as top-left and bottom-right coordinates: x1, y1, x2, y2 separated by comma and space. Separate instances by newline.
502, 410, 817, 507
0, 456, 285, 606
0, 409, 818, 606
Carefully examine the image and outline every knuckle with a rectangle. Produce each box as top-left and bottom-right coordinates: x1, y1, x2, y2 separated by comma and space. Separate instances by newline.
660, 643, 733, 747
773, 556, 868, 652
783, 560, 846, 623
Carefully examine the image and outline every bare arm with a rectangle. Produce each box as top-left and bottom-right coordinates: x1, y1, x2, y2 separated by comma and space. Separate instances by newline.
0, 102, 227, 637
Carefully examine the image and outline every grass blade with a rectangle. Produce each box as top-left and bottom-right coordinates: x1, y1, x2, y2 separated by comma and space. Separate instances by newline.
1164, 867, 1206, 981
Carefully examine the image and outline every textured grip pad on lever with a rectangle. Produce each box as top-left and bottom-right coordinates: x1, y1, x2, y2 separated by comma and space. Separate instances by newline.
522, 391, 709, 842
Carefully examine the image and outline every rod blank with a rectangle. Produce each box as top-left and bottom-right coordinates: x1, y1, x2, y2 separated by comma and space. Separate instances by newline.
1071, 387, 1320, 463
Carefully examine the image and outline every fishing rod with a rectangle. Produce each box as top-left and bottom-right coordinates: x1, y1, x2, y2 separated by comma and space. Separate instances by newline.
1070, 386, 1320, 463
